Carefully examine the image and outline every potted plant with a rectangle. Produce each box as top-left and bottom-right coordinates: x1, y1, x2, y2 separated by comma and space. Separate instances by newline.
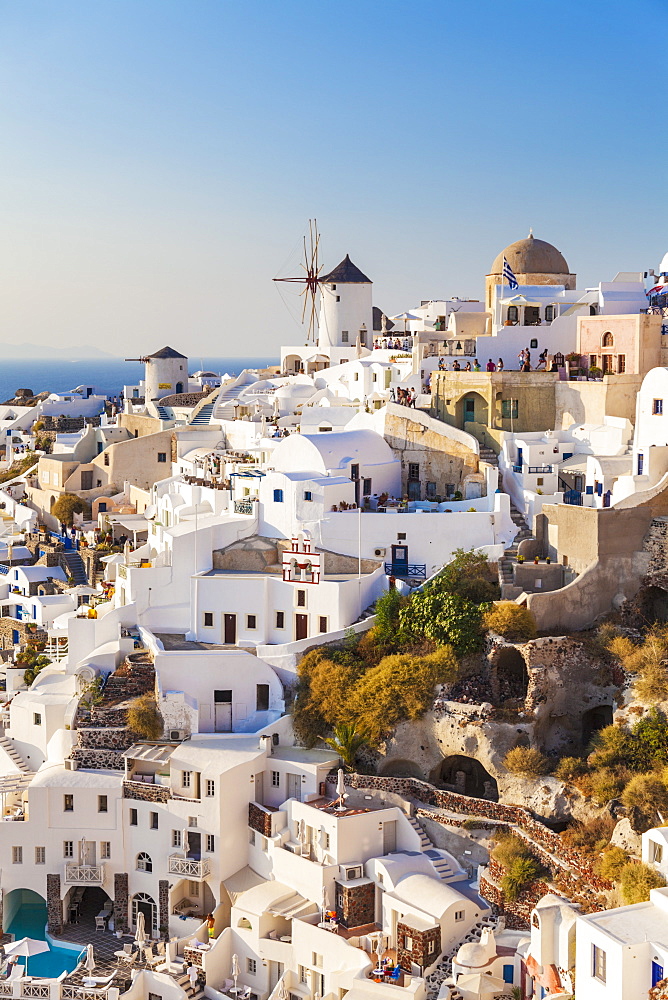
534, 556, 539, 565
546, 556, 551, 564
517, 554, 525, 564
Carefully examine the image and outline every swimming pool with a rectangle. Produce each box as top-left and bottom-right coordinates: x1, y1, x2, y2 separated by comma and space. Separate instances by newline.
6, 893, 80, 979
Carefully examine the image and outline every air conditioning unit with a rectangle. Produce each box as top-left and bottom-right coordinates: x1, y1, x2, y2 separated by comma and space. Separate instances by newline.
340, 864, 363, 881
65, 759, 78, 771
170, 729, 185, 741
374, 547, 386, 558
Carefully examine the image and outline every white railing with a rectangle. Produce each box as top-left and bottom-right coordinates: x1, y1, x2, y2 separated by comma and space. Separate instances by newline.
168, 854, 211, 879
21, 986, 50, 998
64, 863, 105, 883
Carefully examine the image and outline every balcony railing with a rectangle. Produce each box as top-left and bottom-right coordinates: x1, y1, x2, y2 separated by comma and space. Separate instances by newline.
168, 854, 211, 879
385, 562, 427, 579
512, 464, 522, 473
234, 500, 256, 515
64, 863, 105, 884
528, 465, 553, 473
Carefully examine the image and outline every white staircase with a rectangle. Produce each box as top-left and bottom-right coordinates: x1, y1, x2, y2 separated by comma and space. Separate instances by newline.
406, 815, 463, 883
0, 735, 32, 773
212, 371, 262, 420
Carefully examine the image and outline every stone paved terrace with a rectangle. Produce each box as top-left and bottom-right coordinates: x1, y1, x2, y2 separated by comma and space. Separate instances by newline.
154, 633, 236, 651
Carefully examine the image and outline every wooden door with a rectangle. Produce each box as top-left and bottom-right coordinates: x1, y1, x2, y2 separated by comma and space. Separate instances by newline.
224, 613, 236, 644
295, 614, 308, 640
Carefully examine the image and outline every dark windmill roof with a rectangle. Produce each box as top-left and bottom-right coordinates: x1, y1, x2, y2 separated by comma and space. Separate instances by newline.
320, 254, 372, 284
146, 346, 188, 360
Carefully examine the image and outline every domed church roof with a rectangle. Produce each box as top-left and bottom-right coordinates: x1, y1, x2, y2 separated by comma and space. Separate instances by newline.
491, 232, 569, 276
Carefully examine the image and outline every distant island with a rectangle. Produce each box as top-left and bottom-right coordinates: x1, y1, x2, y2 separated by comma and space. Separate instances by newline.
0, 342, 118, 360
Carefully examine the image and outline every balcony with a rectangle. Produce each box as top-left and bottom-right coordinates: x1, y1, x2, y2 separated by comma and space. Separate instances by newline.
384, 562, 427, 579
512, 464, 522, 473
168, 854, 211, 879
64, 863, 105, 884
528, 465, 553, 474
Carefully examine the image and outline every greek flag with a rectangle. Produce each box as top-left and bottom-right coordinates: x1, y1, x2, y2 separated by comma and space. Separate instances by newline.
503, 257, 518, 291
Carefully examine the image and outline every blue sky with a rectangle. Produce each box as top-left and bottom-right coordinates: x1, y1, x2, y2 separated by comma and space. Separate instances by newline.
0, 0, 664, 357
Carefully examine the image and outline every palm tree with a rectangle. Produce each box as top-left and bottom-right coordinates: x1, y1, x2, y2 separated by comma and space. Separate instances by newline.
323, 723, 368, 771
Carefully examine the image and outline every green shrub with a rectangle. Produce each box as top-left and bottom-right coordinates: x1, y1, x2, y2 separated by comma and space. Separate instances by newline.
400, 591, 485, 656
619, 861, 666, 904
622, 772, 668, 832
561, 814, 615, 857
491, 834, 530, 870
127, 695, 164, 740
596, 846, 629, 881
554, 756, 589, 782
52, 493, 91, 527
501, 856, 541, 901
590, 767, 629, 805
483, 602, 537, 642
503, 746, 550, 776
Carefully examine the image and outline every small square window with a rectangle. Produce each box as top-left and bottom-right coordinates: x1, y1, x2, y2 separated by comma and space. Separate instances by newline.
64, 841, 74, 858
150, 812, 158, 829
64, 794, 74, 812
530, 338, 538, 349
33, 712, 41, 725
172, 830, 182, 848
273, 489, 284, 502
12, 846, 22, 864
397, 532, 406, 541
276, 611, 285, 629
319, 616, 328, 633
408, 463, 420, 480
182, 771, 191, 788
247, 614, 257, 629
130, 808, 137, 826
312, 953, 323, 968
363, 478, 372, 496
206, 833, 215, 852
101, 842, 111, 859
654, 398, 664, 415
297, 590, 306, 607
247, 959, 257, 976
341, 329, 347, 340
454, 910, 465, 921
203, 612, 214, 627
157, 453, 167, 463
206, 779, 215, 797
35, 846, 45, 864
304, 490, 313, 501
98, 795, 108, 812
537, 478, 544, 486
404, 936, 413, 951
271, 770, 280, 787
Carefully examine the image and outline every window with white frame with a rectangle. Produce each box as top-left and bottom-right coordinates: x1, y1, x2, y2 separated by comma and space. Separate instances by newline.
271, 771, 280, 787
35, 846, 45, 864
206, 834, 215, 852
101, 842, 111, 859
651, 840, 664, 863
172, 830, 182, 848
12, 846, 22, 864
206, 779, 215, 797
247, 959, 257, 976
182, 770, 191, 788
592, 944, 606, 982
64, 841, 74, 858
137, 852, 153, 872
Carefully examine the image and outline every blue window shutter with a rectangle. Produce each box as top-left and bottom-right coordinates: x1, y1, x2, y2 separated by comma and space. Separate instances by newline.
273, 489, 283, 502
585, 485, 594, 495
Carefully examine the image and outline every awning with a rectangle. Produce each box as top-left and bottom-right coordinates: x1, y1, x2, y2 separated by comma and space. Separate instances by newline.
267, 892, 316, 919
499, 294, 541, 306
223, 867, 266, 905
560, 454, 588, 474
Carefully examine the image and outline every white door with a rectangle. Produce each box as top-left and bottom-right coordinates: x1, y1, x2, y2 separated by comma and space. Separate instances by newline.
287, 773, 301, 802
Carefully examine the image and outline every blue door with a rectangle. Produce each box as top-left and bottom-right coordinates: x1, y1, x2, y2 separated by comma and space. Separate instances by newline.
653, 962, 664, 987
638, 453, 644, 476
12, 630, 19, 644
517, 447, 523, 467
391, 545, 409, 576
502, 964, 514, 984
464, 398, 475, 422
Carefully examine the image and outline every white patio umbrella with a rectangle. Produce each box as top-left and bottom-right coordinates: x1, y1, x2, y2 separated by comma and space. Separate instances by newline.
85, 943, 96, 975
232, 953, 240, 995
134, 911, 147, 952
456, 971, 512, 999
391, 311, 420, 334
4, 937, 49, 976
276, 979, 288, 1000
336, 768, 346, 811
182, 827, 190, 855
321, 884, 329, 920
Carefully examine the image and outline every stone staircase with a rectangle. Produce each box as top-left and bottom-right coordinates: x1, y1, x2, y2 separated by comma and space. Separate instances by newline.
87, 653, 155, 728
0, 735, 32, 773
175, 972, 205, 1000
424, 914, 501, 1000
62, 550, 88, 585
498, 505, 532, 598
157, 405, 171, 421
478, 445, 498, 467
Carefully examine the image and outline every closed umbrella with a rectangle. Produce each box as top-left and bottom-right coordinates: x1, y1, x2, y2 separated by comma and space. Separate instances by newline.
232, 953, 240, 995
182, 828, 190, 856
134, 911, 147, 953
4, 937, 49, 976
276, 979, 288, 1000
336, 768, 346, 811
85, 944, 95, 974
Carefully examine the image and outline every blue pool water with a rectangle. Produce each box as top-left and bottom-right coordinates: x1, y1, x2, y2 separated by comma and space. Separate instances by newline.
6, 895, 80, 978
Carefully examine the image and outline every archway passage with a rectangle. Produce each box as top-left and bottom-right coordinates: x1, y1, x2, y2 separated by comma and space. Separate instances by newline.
132, 892, 157, 934
496, 647, 529, 702
430, 755, 498, 801
378, 758, 424, 780
582, 705, 613, 746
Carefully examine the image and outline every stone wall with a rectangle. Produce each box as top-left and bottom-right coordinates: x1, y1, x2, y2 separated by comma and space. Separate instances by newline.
248, 802, 273, 837
397, 921, 440, 972
159, 879, 169, 935
0, 618, 48, 650
123, 781, 171, 803
335, 880, 375, 929
70, 748, 125, 770
46, 874, 62, 935
114, 872, 129, 933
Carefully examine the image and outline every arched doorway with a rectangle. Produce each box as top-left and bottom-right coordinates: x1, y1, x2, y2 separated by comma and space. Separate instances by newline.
378, 758, 424, 779
455, 392, 488, 429
132, 893, 157, 934
430, 755, 498, 801
4, 888, 47, 939
496, 647, 529, 703
582, 705, 613, 746
175, 382, 184, 394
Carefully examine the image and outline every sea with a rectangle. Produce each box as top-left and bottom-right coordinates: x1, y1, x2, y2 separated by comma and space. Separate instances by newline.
0, 357, 280, 403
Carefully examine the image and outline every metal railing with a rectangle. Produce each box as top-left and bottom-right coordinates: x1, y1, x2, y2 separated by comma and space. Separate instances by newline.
384, 563, 427, 579
527, 465, 553, 473
64, 863, 105, 883
512, 465, 522, 473
233, 500, 256, 515
168, 854, 211, 878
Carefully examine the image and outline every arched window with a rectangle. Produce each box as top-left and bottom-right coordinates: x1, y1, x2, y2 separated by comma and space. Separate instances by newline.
602, 332, 614, 347
136, 852, 152, 872
237, 917, 252, 930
